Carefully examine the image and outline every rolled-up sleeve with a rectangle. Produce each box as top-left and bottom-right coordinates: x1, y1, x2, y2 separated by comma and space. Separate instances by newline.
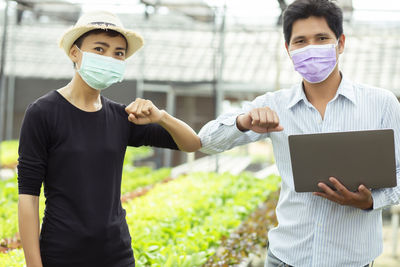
199, 93, 272, 154
372, 92, 400, 209
18, 103, 49, 196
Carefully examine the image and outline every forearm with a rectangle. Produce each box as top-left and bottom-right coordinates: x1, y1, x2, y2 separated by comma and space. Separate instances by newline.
198, 112, 270, 154
158, 111, 201, 152
18, 194, 43, 267
198, 118, 246, 154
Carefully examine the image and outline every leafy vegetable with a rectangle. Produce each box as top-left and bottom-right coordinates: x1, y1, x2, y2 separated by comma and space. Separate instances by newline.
0, 172, 280, 267
0, 146, 163, 243
126, 172, 280, 267
0, 140, 19, 168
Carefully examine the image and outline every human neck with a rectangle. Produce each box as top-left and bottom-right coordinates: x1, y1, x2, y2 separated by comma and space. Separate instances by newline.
58, 73, 102, 112
302, 68, 342, 119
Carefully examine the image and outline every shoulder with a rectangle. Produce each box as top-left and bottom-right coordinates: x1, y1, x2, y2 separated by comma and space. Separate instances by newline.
250, 85, 297, 102
271, 87, 298, 99
352, 82, 398, 104
255, 85, 299, 107
102, 96, 130, 118
24, 90, 60, 118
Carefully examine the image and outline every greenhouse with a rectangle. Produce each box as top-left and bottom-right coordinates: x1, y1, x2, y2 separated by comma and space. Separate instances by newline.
0, 0, 400, 266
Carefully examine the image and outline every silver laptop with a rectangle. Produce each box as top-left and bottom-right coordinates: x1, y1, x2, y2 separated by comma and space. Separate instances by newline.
288, 129, 397, 192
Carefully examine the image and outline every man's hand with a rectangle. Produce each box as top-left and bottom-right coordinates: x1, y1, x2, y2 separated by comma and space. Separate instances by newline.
313, 177, 373, 210
125, 98, 164, 125
236, 107, 284, 133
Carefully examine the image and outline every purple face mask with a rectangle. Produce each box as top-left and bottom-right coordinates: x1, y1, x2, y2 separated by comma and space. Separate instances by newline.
289, 42, 338, 83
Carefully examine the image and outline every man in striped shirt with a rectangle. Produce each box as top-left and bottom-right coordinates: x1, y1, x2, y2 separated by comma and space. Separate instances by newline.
199, 0, 400, 266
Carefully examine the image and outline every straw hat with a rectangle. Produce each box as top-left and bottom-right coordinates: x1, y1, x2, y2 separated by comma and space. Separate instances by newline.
59, 11, 144, 59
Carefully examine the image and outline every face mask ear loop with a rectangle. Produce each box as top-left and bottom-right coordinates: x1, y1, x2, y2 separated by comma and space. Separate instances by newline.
335, 39, 341, 60
74, 45, 82, 53
335, 38, 340, 49
74, 45, 84, 71
74, 45, 84, 60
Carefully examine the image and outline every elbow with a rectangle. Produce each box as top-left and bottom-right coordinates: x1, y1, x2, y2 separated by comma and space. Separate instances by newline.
179, 137, 202, 153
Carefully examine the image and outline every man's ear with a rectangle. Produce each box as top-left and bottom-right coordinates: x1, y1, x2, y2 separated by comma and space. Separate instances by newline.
338, 34, 345, 55
69, 45, 80, 65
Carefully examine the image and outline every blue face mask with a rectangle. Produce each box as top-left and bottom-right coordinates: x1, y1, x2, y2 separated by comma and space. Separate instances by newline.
76, 46, 126, 90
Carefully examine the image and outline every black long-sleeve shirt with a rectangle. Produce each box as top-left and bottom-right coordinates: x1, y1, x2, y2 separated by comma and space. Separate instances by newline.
17, 90, 178, 267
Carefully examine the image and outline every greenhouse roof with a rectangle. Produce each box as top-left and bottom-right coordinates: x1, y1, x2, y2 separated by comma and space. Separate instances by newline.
2, 14, 400, 96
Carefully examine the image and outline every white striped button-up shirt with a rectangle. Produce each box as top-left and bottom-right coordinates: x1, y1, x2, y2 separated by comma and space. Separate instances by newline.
199, 77, 400, 267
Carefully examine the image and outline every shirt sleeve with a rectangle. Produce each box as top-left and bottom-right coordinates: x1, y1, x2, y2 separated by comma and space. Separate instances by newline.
17, 103, 49, 196
198, 93, 272, 154
128, 123, 179, 150
372, 92, 400, 210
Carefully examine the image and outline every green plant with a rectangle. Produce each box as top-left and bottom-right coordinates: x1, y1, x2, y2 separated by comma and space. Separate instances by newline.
0, 146, 157, 241
123, 146, 153, 167
126, 172, 280, 267
121, 167, 171, 195
204, 189, 280, 266
0, 173, 281, 267
0, 249, 25, 267
0, 140, 19, 168
0, 174, 46, 243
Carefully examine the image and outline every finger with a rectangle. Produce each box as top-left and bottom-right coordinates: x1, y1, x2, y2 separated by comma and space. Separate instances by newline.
268, 125, 284, 132
313, 189, 337, 203
128, 113, 137, 123
125, 103, 133, 114
135, 101, 146, 117
317, 182, 344, 202
250, 125, 271, 134
318, 182, 336, 195
265, 109, 278, 130
358, 184, 371, 196
126, 101, 137, 114
128, 113, 149, 125
129, 101, 142, 115
142, 101, 153, 115
329, 177, 350, 197
272, 111, 280, 128
250, 109, 260, 126
258, 108, 268, 126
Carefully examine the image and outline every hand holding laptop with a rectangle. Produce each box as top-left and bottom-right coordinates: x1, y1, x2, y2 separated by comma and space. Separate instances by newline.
289, 129, 397, 210
313, 177, 373, 210
235, 107, 394, 211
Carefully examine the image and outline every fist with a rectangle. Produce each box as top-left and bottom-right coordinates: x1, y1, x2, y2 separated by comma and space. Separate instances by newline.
236, 107, 283, 133
125, 98, 165, 125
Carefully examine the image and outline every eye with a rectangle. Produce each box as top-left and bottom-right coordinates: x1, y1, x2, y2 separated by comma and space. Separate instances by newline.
94, 47, 104, 52
115, 51, 125, 57
294, 40, 304, 44
319, 36, 328, 41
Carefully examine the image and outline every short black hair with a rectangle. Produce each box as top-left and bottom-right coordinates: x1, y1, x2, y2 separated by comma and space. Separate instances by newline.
283, 0, 343, 44
71, 29, 127, 68
73, 29, 127, 49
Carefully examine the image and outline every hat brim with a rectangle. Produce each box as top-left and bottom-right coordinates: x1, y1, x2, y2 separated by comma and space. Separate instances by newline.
59, 25, 144, 59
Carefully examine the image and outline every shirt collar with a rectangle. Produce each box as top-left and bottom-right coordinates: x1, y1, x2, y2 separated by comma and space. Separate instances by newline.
336, 76, 356, 105
287, 75, 356, 110
286, 83, 309, 109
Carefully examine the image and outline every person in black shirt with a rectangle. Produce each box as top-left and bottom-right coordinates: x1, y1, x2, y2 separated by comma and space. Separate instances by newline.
17, 11, 201, 267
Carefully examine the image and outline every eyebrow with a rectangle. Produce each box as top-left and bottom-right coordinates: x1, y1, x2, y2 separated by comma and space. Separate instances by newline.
291, 33, 331, 42
94, 41, 126, 51
315, 33, 330, 37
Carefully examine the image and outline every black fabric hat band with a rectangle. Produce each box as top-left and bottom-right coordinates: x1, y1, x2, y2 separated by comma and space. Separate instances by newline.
89, 22, 116, 27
